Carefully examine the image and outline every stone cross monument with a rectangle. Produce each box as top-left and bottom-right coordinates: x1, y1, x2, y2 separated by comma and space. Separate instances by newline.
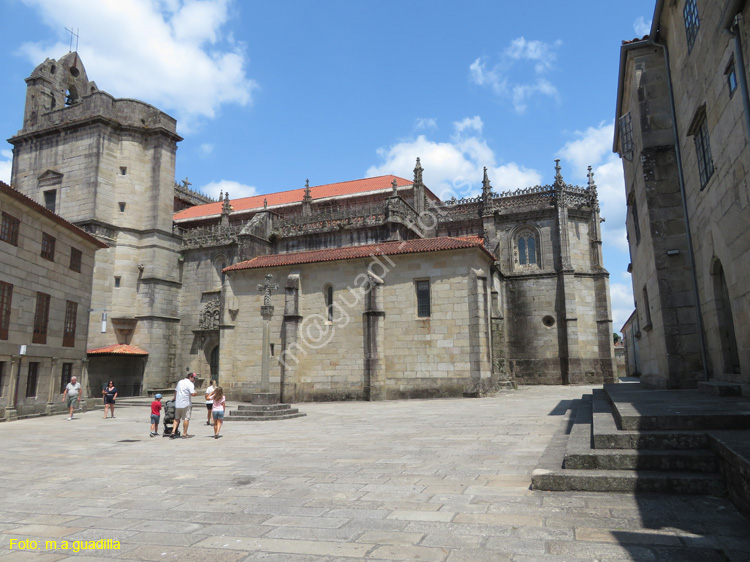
255, 274, 279, 403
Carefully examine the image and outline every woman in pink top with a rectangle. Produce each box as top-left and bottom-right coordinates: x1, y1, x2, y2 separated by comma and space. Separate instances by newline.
209, 387, 226, 439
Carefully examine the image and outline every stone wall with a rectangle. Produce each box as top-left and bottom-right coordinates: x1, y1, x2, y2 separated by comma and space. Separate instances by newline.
0, 183, 102, 419
220, 248, 496, 402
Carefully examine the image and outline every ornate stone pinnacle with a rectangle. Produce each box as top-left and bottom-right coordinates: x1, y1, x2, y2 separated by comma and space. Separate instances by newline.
587, 166, 595, 187
263, 198, 268, 209
303, 179, 312, 204
221, 191, 231, 215
392, 178, 398, 196
413, 157, 423, 186
554, 159, 563, 184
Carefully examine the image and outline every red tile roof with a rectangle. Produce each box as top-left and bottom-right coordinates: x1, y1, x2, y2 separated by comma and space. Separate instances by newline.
173, 175, 419, 222
622, 35, 649, 45
224, 237, 493, 272
87, 344, 149, 356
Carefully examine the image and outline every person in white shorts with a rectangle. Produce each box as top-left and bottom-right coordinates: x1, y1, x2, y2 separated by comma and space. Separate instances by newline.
171, 372, 197, 439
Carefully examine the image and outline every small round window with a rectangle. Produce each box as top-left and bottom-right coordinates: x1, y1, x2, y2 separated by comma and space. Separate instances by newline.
542, 315, 555, 327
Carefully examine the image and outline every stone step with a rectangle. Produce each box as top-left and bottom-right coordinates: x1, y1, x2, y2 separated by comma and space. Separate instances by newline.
604, 383, 750, 431
592, 389, 709, 450
236, 404, 294, 412
531, 467, 725, 495
229, 408, 301, 417
565, 393, 716, 472
531, 396, 725, 496
697, 381, 743, 397
225, 412, 307, 421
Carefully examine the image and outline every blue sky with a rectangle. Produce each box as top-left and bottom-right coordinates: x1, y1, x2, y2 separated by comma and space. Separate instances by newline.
0, 0, 656, 331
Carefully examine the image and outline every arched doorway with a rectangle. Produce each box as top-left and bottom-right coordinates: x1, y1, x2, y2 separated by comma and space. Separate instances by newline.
712, 260, 740, 375
209, 345, 220, 384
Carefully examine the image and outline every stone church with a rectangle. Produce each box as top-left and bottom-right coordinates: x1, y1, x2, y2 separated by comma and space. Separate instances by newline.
7, 52, 616, 401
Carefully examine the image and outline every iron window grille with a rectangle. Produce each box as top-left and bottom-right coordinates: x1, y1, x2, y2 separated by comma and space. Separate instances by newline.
41, 232, 56, 261
415, 280, 431, 318
683, 0, 700, 53
0, 212, 20, 246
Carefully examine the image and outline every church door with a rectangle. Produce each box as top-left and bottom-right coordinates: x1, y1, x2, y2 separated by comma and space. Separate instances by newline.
210, 345, 220, 384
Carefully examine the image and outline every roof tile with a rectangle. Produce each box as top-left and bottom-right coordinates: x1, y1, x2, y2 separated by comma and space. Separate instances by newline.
174, 175, 414, 222
87, 343, 149, 356
224, 237, 492, 272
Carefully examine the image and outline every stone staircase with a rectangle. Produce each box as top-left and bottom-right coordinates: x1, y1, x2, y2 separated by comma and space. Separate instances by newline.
532, 382, 750, 516
226, 403, 306, 421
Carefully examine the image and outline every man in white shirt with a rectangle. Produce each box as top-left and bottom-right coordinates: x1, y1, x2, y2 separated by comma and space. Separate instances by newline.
62, 376, 82, 420
171, 372, 197, 439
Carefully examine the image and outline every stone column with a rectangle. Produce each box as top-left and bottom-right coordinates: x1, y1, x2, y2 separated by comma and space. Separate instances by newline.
280, 274, 302, 403
252, 274, 279, 405
363, 272, 385, 401
467, 267, 492, 395
4, 354, 21, 421
45, 357, 60, 415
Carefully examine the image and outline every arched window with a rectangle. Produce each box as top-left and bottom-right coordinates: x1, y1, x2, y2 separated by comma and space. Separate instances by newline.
516, 229, 538, 267
325, 285, 333, 322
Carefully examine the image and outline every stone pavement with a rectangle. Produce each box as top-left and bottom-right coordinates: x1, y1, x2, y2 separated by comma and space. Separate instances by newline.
0, 385, 748, 562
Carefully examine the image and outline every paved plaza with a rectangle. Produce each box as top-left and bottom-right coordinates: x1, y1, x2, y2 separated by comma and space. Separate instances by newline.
0, 385, 748, 561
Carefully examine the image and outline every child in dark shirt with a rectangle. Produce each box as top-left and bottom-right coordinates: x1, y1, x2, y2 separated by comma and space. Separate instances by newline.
150, 394, 162, 437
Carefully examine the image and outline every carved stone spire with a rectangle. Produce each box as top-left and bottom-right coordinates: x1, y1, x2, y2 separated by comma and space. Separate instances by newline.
391, 178, 398, 197
413, 157, 423, 187
587, 165, 599, 211
302, 179, 312, 217
481, 167, 494, 217
220, 191, 231, 226
554, 159, 564, 186
412, 157, 425, 215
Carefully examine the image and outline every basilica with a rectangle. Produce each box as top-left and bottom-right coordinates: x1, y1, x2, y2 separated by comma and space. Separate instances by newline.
4, 52, 615, 408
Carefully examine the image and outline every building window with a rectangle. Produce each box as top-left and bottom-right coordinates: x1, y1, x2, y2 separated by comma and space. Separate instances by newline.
114, 276, 121, 288
0, 361, 5, 396
325, 285, 334, 322
63, 301, 77, 347
683, 0, 700, 53
619, 112, 634, 161
60, 362, 73, 393
691, 114, 715, 189
416, 280, 431, 318
0, 281, 12, 340
44, 189, 57, 213
32, 292, 50, 344
120, 167, 127, 176
1, 212, 20, 246
41, 232, 56, 261
119, 202, 126, 212
517, 230, 538, 266
726, 57, 738, 97
26, 362, 39, 398
70, 247, 82, 272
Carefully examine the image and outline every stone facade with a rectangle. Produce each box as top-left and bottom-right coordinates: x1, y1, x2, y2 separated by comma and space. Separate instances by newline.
0, 181, 106, 419
614, 0, 750, 388
6, 52, 616, 401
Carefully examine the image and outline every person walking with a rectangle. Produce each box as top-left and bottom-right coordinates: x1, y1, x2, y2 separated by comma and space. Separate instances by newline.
102, 380, 118, 419
205, 379, 216, 425
62, 376, 82, 420
170, 372, 197, 439
209, 386, 226, 439
150, 394, 162, 436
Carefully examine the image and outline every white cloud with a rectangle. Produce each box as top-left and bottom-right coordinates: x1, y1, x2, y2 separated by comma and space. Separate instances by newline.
415, 118, 437, 131
199, 143, 215, 156
470, 36, 561, 114
18, 0, 257, 132
610, 282, 635, 333
0, 150, 12, 184
367, 118, 541, 200
201, 179, 257, 200
504, 37, 562, 73
634, 16, 652, 37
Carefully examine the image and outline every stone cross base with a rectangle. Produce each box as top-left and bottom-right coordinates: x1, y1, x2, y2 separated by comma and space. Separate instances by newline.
250, 392, 280, 405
